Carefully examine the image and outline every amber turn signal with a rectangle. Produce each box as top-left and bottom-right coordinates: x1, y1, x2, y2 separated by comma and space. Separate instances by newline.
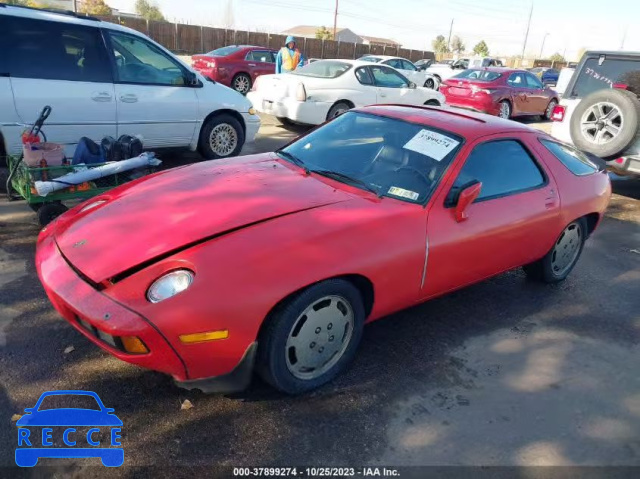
179, 330, 229, 344
121, 336, 149, 354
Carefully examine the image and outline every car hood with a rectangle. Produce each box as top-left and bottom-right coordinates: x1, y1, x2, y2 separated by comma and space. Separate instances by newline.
54, 154, 352, 284
16, 409, 122, 427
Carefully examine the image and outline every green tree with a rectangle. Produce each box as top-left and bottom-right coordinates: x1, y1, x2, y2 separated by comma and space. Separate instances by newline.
135, 0, 165, 21
80, 0, 112, 16
549, 52, 565, 63
315, 26, 333, 40
473, 40, 489, 56
431, 35, 449, 54
450, 35, 465, 54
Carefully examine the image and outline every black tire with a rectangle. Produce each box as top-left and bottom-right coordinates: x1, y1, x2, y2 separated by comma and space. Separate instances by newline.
198, 114, 245, 160
326, 102, 352, 121
544, 98, 558, 121
569, 89, 640, 159
424, 99, 441, 106
424, 78, 435, 89
498, 100, 511, 119
523, 218, 587, 283
231, 73, 252, 95
37, 202, 68, 227
257, 279, 365, 395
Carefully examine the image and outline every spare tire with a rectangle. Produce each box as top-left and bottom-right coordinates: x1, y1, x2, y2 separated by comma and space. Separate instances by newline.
569, 88, 640, 159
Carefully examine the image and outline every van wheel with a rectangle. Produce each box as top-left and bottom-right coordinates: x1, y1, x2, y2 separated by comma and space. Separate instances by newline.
198, 114, 245, 160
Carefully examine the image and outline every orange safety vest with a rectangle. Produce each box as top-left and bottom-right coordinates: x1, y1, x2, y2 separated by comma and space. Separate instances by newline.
281, 47, 301, 71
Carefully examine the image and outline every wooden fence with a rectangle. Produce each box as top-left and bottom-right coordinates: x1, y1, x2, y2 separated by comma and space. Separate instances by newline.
99, 15, 435, 62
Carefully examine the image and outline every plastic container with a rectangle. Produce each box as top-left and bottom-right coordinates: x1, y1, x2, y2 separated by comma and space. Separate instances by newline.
23, 142, 65, 167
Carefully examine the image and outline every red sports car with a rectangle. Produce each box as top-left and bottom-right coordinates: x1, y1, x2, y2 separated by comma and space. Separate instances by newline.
35, 106, 610, 395
192, 45, 278, 94
440, 67, 560, 120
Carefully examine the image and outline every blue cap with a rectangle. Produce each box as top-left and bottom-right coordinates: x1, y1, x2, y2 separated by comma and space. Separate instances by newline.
285, 35, 296, 46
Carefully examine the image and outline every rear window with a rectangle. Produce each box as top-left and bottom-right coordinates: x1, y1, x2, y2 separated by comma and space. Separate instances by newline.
453, 69, 502, 81
571, 56, 640, 97
207, 46, 242, 56
292, 61, 351, 78
540, 140, 598, 176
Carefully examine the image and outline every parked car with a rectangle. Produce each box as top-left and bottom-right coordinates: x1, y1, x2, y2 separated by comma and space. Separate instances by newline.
551, 51, 640, 177
358, 55, 440, 89
0, 4, 259, 161
36, 105, 610, 395
440, 67, 559, 120
192, 45, 278, 94
530, 67, 560, 86
414, 59, 434, 71
468, 57, 504, 68
247, 60, 444, 126
425, 58, 469, 82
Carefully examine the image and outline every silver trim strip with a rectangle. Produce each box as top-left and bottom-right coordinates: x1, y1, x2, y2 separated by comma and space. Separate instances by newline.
421, 234, 429, 289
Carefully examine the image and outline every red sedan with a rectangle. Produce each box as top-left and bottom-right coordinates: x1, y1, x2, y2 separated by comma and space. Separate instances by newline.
440, 67, 559, 120
35, 106, 610, 395
192, 45, 277, 94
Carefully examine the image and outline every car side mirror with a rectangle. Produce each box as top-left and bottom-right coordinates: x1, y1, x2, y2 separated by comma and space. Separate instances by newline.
184, 70, 199, 87
454, 181, 482, 222
408, 82, 417, 89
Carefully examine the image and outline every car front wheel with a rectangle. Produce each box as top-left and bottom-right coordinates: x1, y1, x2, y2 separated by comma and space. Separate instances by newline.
198, 114, 245, 160
257, 279, 365, 394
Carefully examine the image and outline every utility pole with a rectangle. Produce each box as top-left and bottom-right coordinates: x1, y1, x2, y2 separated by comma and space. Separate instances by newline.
520, 2, 533, 62
447, 18, 454, 51
620, 27, 627, 50
72, 0, 77, 13
333, 0, 339, 40
539, 32, 548, 59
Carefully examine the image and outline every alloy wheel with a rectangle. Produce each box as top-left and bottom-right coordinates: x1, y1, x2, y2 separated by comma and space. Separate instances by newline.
209, 123, 238, 156
234, 76, 250, 94
285, 295, 354, 380
580, 101, 623, 145
499, 101, 511, 119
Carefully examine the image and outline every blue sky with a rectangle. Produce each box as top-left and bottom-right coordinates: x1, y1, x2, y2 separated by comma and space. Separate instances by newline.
106, 0, 639, 59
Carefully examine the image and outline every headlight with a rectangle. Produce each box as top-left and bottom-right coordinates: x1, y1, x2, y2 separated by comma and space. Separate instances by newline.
248, 107, 256, 115
146, 270, 194, 303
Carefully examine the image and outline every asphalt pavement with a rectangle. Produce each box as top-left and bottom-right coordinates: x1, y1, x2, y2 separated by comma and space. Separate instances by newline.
1, 114, 639, 474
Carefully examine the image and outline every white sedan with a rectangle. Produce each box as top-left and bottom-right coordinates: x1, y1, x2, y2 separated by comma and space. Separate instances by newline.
359, 55, 440, 89
247, 60, 445, 126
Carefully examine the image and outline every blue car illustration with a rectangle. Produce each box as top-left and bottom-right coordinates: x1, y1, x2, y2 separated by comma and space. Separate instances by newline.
15, 390, 123, 467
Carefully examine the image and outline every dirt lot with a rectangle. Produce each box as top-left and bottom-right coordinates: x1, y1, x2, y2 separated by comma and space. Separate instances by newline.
0, 114, 639, 473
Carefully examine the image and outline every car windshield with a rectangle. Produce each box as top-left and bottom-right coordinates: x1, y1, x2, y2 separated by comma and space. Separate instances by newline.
292, 61, 352, 78
570, 56, 640, 98
453, 69, 502, 81
207, 46, 242, 56
37, 394, 101, 411
530, 67, 543, 74
279, 112, 463, 204
359, 56, 382, 63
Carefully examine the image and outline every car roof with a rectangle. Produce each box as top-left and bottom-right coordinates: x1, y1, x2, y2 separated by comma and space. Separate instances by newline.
356, 105, 542, 139
313, 59, 381, 68
362, 55, 407, 61
0, 3, 151, 38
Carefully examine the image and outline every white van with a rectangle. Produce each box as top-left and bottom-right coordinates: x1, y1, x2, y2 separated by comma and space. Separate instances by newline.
0, 4, 260, 162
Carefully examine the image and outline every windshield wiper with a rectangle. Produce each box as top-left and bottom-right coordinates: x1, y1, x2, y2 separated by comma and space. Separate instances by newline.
310, 169, 382, 197
276, 150, 309, 174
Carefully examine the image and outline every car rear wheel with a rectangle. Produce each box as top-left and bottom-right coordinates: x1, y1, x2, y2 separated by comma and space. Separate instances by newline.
424, 78, 435, 89
424, 99, 440, 106
498, 100, 511, 119
327, 102, 352, 121
232, 73, 252, 95
198, 114, 244, 160
257, 279, 365, 394
569, 88, 640, 159
544, 99, 558, 121
523, 218, 586, 283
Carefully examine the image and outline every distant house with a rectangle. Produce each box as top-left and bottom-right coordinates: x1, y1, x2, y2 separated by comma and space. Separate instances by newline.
282, 25, 400, 47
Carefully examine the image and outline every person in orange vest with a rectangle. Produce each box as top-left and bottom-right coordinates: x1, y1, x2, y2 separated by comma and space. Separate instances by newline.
275, 35, 306, 73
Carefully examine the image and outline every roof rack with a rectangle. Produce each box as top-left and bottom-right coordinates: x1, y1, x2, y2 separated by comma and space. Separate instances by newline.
0, 3, 100, 21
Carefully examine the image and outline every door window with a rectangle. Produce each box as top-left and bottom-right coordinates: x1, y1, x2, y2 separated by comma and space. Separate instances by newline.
401, 60, 417, 71
449, 140, 545, 203
355, 67, 374, 85
108, 32, 187, 85
383, 59, 403, 69
371, 65, 409, 88
507, 72, 525, 87
525, 73, 544, 89
246, 50, 274, 63
540, 140, 598, 176
5, 17, 111, 82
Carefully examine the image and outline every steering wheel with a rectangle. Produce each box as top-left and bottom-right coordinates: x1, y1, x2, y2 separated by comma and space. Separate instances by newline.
122, 63, 157, 82
394, 166, 431, 187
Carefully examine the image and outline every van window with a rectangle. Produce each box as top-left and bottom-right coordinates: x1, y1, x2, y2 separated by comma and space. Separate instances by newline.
5, 17, 111, 83
571, 56, 640, 98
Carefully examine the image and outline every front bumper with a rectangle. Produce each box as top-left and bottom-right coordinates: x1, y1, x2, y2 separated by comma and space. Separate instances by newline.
246, 92, 330, 125
242, 112, 261, 143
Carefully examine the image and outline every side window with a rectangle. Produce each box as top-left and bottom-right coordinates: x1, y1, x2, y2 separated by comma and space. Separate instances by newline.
371, 65, 408, 88
355, 67, 374, 85
401, 60, 417, 71
540, 139, 598, 176
383, 59, 402, 69
6, 17, 111, 82
507, 73, 525, 87
525, 73, 543, 89
451, 140, 545, 202
108, 31, 186, 86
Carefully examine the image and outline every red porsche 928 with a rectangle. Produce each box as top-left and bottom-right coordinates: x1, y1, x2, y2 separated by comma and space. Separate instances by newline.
35, 105, 611, 395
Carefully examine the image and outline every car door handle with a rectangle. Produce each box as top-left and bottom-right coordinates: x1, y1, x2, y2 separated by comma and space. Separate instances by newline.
119, 94, 138, 103
379, 92, 387, 97
91, 92, 112, 102
248, 63, 256, 67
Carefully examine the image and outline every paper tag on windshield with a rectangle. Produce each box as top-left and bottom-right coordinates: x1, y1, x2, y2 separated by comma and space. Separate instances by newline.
388, 186, 419, 200
403, 129, 459, 161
